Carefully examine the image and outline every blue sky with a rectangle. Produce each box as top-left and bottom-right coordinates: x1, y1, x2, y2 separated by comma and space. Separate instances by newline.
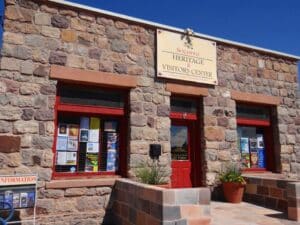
69, 0, 300, 72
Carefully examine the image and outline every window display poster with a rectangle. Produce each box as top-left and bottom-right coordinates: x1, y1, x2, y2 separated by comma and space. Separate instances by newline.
250, 150, 258, 168
89, 129, 99, 142
4, 191, 13, 209
241, 153, 250, 168
104, 121, 117, 132
13, 192, 20, 208
87, 142, 99, 153
66, 152, 77, 165
258, 148, 265, 168
80, 129, 89, 142
249, 138, 257, 151
106, 149, 117, 171
20, 192, 28, 208
90, 117, 100, 129
67, 137, 78, 151
257, 134, 264, 149
68, 124, 79, 137
80, 117, 89, 129
56, 151, 67, 165
240, 137, 249, 153
56, 136, 68, 150
85, 153, 98, 172
58, 123, 67, 136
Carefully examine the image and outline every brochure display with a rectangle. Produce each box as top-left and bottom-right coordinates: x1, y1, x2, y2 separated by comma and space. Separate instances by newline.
55, 116, 119, 173
0, 175, 37, 224
239, 134, 265, 169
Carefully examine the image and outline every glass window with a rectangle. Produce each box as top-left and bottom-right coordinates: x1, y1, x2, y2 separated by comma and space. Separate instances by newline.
59, 85, 125, 108
238, 126, 265, 169
237, 104, 269, 120
171, 97, 197, 114
55, 115, 119, 173
171, 125, 188, 160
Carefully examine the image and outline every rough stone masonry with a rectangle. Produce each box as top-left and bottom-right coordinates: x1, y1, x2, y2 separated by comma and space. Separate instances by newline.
0, 0, 299, 224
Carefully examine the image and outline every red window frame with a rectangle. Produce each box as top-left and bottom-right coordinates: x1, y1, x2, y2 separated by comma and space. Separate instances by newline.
237, 104, 274, 173
52, 83, 128, 179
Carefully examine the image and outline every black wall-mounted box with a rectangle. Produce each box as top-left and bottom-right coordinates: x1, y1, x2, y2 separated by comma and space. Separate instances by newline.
149, 144, 161, 159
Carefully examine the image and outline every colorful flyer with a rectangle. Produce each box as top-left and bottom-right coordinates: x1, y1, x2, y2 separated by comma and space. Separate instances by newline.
249, 138, 257, 150
89, 129, 99, 142
80, 117, 90, 129
20, 192, 28, 208
104, 121, 117, 132
240, 137, 249, 153
13, 192, 20, 208
79, 129, 89, 142
241, 153, 250, 168
250, 151, 258, 168
68, 124, 79, 137
67, 137, 78, 151
56, 136, 68, 151
58, 124, 67, 136
27, 192, 35, 208
56, 151, 67, 165
87, 142, 99, 153
106, 149, 117, 171
107, 132, 118, 143
258, 148, 265, 168
90, 117, 100, 129
4, 191, 13, 209
85, 153, 98, 172
66, 152, 77, 165
257, 134, 264, 149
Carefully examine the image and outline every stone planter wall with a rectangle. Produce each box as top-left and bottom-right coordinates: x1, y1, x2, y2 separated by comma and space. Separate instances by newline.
243, 174, 300, 221
111, 178, 211, 225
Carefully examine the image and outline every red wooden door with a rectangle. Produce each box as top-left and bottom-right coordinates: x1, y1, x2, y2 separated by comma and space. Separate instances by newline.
171, 120, 194, 188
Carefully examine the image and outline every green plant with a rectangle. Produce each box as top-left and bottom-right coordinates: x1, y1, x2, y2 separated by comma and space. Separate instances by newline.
219, 164, 246, 185
135, 161, 167, 185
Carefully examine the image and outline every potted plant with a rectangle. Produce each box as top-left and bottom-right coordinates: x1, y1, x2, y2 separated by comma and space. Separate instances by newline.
135, 160, 170, 188
220, 165, 246, 203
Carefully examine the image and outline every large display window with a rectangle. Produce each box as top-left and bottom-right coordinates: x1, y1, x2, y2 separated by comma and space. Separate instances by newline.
237, 104, 275, 172
53, 83, 127, 178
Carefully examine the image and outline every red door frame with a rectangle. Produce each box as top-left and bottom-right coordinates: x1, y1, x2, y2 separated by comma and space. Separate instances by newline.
52, 83, 129, 179
170, 110, 200, 187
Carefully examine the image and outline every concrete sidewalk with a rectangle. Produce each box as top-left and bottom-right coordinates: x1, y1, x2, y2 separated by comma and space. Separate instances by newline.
211, 201, 299, 225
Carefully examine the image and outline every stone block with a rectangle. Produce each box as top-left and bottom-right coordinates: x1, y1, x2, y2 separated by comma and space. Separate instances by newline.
65, 187, 88, 196
41, 26, 60, 38
34, 13, 51, 25
204, 126, 225, 141
61, 29, 77, 42
269, 187, 283, 199
20, 60, 35, 75
245, 184, 257, 195
3, 32, 24, 45
1, 57, 20, 71
163, 206, 181, 221
51, 15, 70, 28
0, 136, 21, 153
288, 207, 300, 221
49, 51, 67, 65
67, 55, 85, 68
13, 121, 39, 134
5, 5, 33, 22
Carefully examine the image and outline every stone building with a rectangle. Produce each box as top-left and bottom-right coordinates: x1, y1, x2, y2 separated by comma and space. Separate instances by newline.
0, 0, 299, 224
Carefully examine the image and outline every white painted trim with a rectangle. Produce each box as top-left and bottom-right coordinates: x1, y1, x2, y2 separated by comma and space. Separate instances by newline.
49, 0, 300, 60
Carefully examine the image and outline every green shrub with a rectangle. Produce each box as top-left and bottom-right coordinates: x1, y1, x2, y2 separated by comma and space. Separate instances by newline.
135, 161, 167, 185
219, 164, 246, 184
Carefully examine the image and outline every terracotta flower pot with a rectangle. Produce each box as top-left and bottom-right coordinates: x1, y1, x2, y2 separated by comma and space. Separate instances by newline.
222, 182, 245, 203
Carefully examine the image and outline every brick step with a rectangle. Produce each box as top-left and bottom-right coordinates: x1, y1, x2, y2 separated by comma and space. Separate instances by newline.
180, 205, 209, 219
187, 216, 211, 225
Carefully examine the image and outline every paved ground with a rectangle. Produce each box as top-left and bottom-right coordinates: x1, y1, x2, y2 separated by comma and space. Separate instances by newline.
211, 201, 299, 225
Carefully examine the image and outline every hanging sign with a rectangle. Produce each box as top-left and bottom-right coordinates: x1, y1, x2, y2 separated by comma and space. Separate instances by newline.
157, 29, 217, 85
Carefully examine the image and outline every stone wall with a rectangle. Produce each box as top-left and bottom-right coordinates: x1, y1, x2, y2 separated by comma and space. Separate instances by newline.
111, 178, 211, 225
204, 45, 299, 185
